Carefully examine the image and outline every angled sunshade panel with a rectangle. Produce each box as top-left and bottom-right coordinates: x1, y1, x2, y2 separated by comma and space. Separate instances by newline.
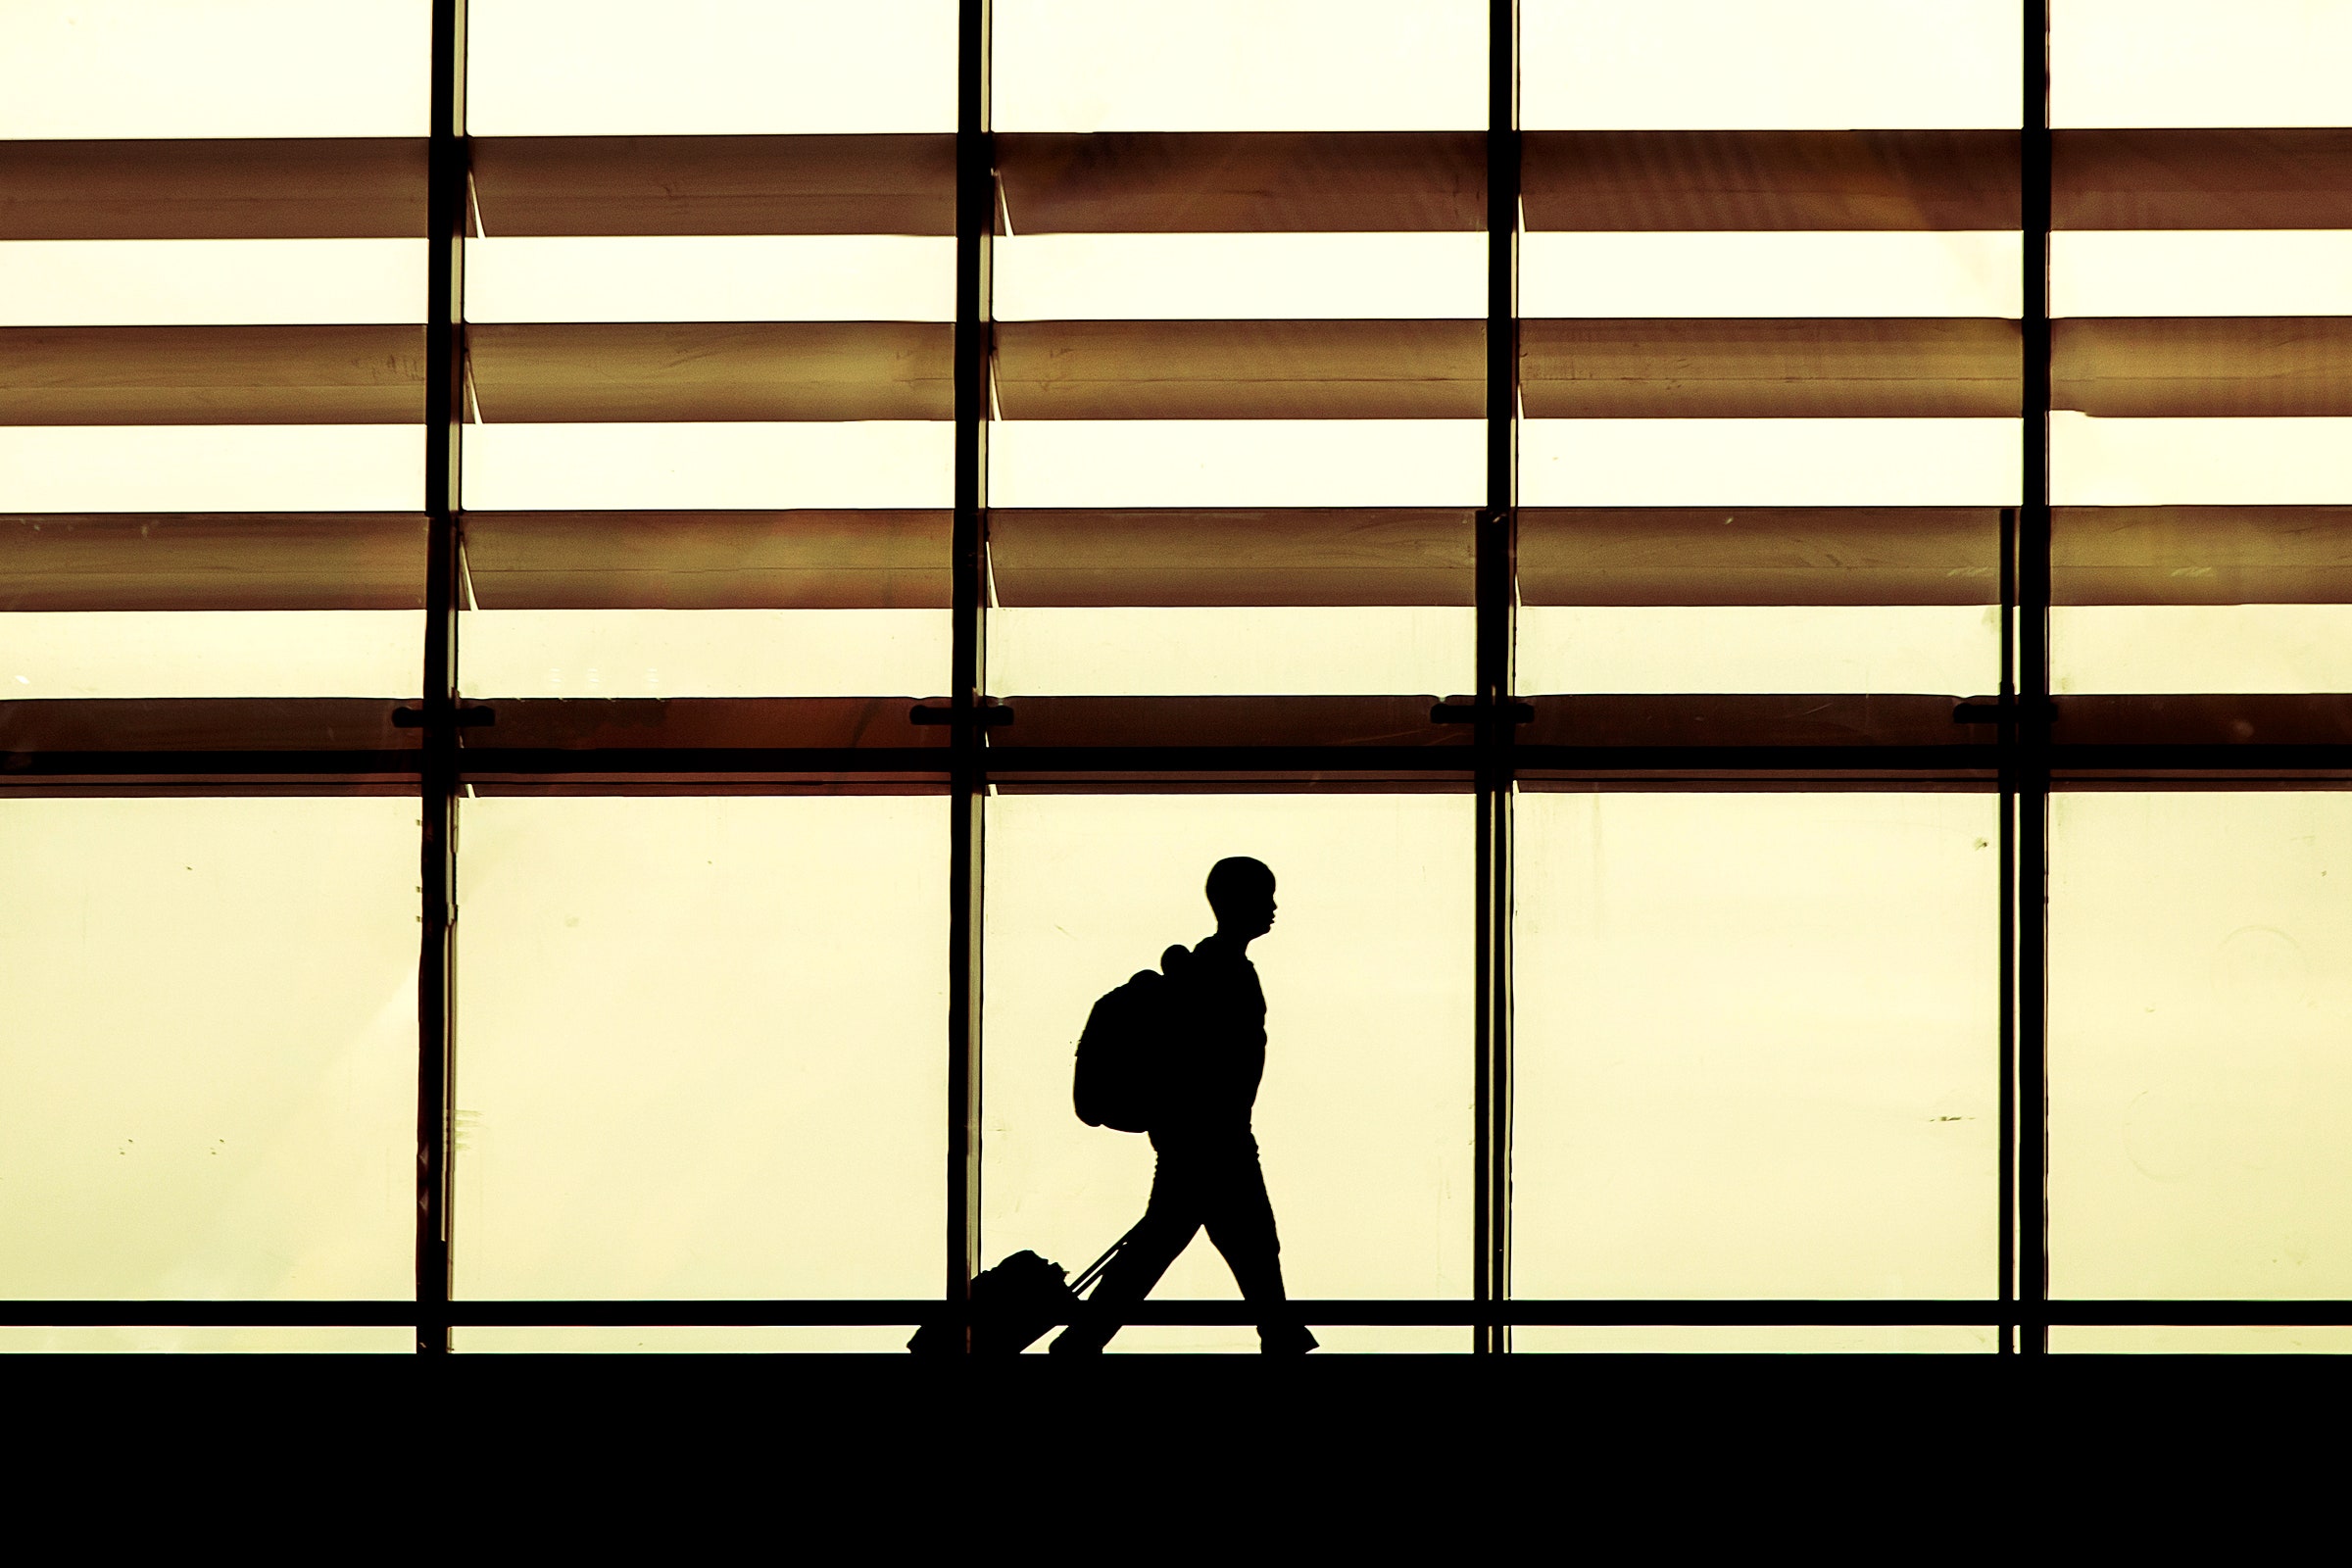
1519, 320, 2022, 418
1518, 509, 2001, 606
0, 514, 427, 612
1521, 131, 2019, 231
987, 510, 1476, 607
992, 320, 1485, 419
0, 325, 425, 423
467, 136, 959, 236
2052, 319, 2352, 416
0, 140, 428, 240
461, 511, 953, 610
997, 133, 1487, 232
464, 322, 956, 421
2053, 507, 2352, 606
2054, 129, 2352, 229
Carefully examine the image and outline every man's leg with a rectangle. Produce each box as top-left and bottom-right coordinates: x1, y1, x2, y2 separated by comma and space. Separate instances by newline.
1049, 1161, 1201, 1353
1200, 1154, 1318, 1353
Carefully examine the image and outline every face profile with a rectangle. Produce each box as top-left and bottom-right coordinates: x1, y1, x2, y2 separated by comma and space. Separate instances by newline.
1204, 856, 1277, 941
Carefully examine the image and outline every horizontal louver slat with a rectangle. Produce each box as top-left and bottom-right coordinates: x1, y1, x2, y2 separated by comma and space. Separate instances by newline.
469, 135, 956, 236
0, 513, 425, 611
2053, 318, 2352, 416
1518, 508, 1998, 606
1524, 130, 2018, 232
992, 319, 1484, 419
0, 325, 422, 423
1521, 319, 2021, 417
466, 321, 954, 421
988, 509, 1474, 606
998, 132, 1485, 233
2055, 129, 2352, 230
2054, 506, 2352, 604
0, 139, 426, 240
463, 510, 951, 609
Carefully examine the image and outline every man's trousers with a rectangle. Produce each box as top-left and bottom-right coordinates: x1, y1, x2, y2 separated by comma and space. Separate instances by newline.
1051, 1138, 1317, 1353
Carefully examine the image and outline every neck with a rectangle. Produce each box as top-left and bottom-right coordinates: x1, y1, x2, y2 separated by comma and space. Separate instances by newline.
1211, 924, 1255, 955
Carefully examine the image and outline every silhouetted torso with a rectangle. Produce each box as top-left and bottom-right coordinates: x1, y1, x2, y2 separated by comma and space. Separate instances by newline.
1152, 933, 1266, 1149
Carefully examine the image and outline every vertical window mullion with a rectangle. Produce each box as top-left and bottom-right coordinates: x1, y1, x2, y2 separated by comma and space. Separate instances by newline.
947, 0, 993, 1345
1998, 495, 2018, 1355
1476, 0, 1521, 1352
416, 0, 468, 1355
2017, 0, 2056, 1355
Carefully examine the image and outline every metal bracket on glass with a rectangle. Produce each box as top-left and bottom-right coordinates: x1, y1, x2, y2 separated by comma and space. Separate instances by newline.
910, 701, 1014, 727
1431, 699, 1534, 725
1952, 697, 2057, 725
392, 705, 497, 728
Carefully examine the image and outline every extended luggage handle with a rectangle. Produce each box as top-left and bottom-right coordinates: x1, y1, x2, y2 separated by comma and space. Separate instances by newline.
1067, 1223, 1141, 1299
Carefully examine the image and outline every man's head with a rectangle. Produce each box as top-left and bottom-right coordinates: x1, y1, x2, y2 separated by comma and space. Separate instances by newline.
1205, 856, 1277, 939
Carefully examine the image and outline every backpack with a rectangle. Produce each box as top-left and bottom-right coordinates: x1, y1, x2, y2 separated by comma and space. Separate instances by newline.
1073, 944, 1192, 1133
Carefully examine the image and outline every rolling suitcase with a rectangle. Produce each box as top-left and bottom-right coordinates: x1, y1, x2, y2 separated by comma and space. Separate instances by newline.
906, 1228, 1130, 1355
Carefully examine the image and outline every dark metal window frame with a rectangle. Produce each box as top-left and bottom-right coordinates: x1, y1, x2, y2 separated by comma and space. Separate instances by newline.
9, 0, 2352, 1353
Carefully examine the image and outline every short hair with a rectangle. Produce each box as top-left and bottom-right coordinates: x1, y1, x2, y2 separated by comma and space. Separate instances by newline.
1204, 857, 1275, 913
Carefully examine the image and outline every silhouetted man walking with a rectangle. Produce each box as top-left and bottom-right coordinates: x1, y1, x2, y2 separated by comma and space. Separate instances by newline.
1053, 857, 1317, 1354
